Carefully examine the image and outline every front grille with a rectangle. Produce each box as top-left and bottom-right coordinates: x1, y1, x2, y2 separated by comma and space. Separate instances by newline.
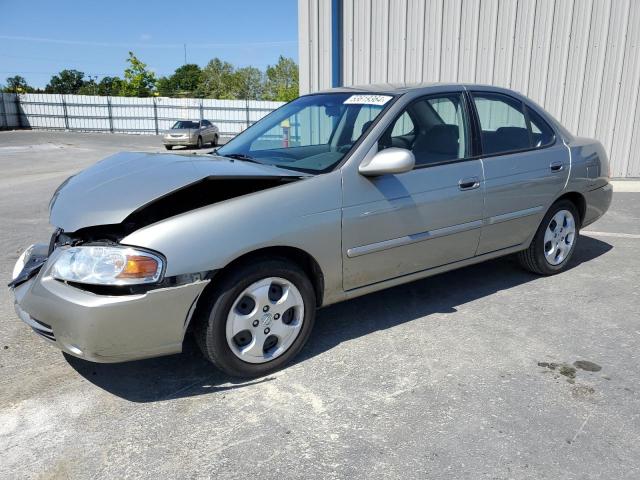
30, 318, 56, 341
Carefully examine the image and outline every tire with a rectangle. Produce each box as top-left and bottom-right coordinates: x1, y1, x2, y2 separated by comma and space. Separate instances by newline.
211, 134, 218, 147
164, 145, 173, 150
517, 199, 580, 275
196, 136, 203, 149
195, 257, 316, 377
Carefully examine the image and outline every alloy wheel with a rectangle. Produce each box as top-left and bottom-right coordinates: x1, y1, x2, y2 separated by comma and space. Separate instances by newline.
543, 209, 576, 265
225, 277, 305, 364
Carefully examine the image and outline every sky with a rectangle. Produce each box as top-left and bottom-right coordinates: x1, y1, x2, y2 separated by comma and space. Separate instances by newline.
0, 0, 299, 88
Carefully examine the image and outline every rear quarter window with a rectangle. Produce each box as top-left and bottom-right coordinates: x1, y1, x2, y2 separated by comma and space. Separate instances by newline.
526, 106, 555, 147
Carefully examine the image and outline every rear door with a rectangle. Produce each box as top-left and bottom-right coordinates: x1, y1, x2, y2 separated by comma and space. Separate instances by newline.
341, 91, 485, 290
469, 91, 569, 254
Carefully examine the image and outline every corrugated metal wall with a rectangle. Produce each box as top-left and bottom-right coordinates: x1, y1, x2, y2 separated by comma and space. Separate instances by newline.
299, 0, 640, 177
0, 93, 284, 138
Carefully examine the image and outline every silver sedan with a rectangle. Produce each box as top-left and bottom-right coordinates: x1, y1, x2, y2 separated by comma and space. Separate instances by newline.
163, 119, 219, 149
10, 84, 612, 377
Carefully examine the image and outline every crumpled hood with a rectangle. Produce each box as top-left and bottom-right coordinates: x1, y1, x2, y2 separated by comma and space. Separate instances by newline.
50, 151, 305, 232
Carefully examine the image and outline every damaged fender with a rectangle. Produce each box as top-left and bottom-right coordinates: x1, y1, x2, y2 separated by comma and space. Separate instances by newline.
121, 170, 344, 305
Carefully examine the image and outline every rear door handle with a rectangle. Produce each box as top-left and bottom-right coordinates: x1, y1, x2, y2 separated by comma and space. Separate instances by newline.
550, 161, 564, 172
458, 177, 480, 191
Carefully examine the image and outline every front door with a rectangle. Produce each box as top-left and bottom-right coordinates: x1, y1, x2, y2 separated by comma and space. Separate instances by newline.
341, 92, 485, 291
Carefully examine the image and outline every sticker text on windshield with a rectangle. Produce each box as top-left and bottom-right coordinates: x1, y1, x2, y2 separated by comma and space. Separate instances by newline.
343, 95, 393, 106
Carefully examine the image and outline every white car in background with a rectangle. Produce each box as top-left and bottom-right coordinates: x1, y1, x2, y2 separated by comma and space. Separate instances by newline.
163, 120, 219, 150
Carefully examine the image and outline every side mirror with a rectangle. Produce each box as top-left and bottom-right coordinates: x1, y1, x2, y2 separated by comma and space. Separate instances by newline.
359, 147, 415, 177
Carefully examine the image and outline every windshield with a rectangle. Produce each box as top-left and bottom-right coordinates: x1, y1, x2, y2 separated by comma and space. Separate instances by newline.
172, 121, 199, 129
216, 93, 394, 173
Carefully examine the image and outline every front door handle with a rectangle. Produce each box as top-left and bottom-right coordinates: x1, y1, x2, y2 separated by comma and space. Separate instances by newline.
458, 177, 480, 191
550, 161, 564, 172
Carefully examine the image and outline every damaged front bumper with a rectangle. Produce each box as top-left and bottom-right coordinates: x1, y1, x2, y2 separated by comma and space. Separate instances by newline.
10, 243, 210, 363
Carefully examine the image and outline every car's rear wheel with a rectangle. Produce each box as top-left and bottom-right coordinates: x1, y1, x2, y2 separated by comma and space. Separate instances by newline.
196, 136, 203, 149
195, 258, 316, 377
518, 199, 580, 275
165, 145, 173, 150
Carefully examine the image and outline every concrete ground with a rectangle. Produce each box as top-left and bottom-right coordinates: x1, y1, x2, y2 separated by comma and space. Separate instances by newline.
1, 130, 639, 479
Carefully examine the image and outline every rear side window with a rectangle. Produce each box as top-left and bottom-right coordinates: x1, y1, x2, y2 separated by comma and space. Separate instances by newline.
472, 93, 529, 155
526, 106, 555, 147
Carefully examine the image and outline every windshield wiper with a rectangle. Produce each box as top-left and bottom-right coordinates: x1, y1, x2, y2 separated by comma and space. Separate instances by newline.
221, 153, 262, 164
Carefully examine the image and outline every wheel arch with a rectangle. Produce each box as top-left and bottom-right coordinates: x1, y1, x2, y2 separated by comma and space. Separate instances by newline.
205, 246, 325, 308
554, 191, 586, 226
184, 245, 325, 340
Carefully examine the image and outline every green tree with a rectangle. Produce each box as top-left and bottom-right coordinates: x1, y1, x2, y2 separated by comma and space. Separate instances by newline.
156, 77, 173, 97
196, 58, 236, 99
77, 77, 99, 95
231, 66, 263, 100
97, 76, 124, 96
157, 64, 202, 97
120, 52, 156, 97
4, 75, 33, 93
45, 69, 86, 94
263, 56, 298, 102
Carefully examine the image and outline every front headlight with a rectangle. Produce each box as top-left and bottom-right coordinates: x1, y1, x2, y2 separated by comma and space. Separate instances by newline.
51, 246, 164, 285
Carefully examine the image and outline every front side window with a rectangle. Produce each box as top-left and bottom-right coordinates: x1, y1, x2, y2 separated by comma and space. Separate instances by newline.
379, 93, 469, 167
390, 112, 415, 138
217, 93, 392, 173
473, 93, 539, 155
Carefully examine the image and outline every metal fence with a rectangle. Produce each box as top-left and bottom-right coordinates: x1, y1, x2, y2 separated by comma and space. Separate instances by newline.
0, 93, 285, 139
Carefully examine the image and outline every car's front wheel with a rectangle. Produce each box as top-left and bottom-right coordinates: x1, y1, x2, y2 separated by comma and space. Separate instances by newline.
195, 258, 316, 377
165, 145, 173, 150
518, 199, 580, 275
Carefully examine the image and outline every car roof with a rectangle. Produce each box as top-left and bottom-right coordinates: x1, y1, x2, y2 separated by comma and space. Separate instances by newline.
314, 82, 520, 96
311, 82, 574, 142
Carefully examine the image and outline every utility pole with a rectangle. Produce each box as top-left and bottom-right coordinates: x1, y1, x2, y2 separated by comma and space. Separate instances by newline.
183, 44, 187, 65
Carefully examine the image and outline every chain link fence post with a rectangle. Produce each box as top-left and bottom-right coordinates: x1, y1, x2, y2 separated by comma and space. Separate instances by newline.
61, 95, 69, 130
153, 98, 159, 135
107, 97, 114, 133
15, 94, 24, 128
199, 99, 204, 122
1, 93, 7, 129
245, 98, 250, 131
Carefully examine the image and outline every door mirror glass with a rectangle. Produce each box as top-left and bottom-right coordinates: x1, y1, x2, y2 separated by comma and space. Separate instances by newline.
359, 147, 415, 176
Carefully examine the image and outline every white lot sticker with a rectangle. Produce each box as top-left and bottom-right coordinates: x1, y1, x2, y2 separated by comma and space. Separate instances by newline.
343, 94, 393, 106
